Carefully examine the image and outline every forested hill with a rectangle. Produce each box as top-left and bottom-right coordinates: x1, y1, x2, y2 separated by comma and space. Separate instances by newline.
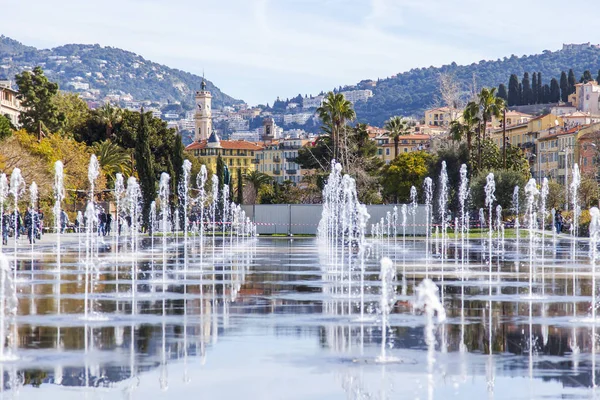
350, 45, 600, 126
0, 35, 241, 109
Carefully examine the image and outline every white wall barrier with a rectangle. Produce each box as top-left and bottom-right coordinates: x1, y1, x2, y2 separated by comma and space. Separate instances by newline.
241, 204, 429, 235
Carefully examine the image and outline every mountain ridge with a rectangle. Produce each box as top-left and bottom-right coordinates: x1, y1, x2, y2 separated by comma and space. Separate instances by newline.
0, 35, 242, 109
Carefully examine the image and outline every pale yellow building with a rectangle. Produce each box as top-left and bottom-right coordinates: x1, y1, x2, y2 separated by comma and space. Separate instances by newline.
0, 80, 22, 127
424, 107, 462, 127
255, 138, 309, 184
186, 132, 262, 175
376, 134, 431, 164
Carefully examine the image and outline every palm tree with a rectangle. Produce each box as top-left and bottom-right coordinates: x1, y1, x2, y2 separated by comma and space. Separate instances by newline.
316, 92, 355, 168
384, 116, 410, 159
243, 170, 272, 204
95, 103, 123, 140
93, 140, 133, 184
449, 101, 479, 163
477, 87, 505, 167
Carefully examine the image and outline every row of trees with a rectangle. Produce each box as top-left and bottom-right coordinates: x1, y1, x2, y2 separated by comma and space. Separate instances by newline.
499, 69, 600, 106
7, 67, 189, 226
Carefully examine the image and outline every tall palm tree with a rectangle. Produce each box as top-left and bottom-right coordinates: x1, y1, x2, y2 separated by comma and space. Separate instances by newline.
384, 116, 410, 159
95, 103, 123, 140
243, 170, 272, 204
477, 87, 506, 167
449, 101, 479, 163
316, 92, 355, 168
93, 140, 133, 184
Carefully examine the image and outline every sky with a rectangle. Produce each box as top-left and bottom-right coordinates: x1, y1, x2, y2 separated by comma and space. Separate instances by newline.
2, 0, 600, 105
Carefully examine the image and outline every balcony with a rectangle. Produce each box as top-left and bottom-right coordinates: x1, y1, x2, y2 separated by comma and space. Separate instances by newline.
286, 169, 297, 175
273, 169, 281, 175
251, 158, 260, 164
285, 157, 296, 162
273, 156, 281, 163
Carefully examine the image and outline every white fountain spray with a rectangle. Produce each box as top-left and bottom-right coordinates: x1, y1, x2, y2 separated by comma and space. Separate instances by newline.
54, 161, 65, 272
415, 279, 446, 400
524, 178, 539, 297
512, 186, 520, 241
401, 204, 408, 295
410, 185, 418, 240
9, 168, 25, 279
0, 254, 17, 362
484, 173, 496, 289
376, 257, 396, 363
197, 165, 208, 270
114, 173, 125, 259
589, 206, 600, 389
181, 159, 192, 273
438, 162, 448, 265
126, 177, 142, 314
424, 178, 433, 276
159, 172, 170, 287
0, 174, 8, 253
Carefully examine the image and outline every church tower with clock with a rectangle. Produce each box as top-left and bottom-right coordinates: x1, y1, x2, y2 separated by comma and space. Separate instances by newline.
194, 78, 212, 141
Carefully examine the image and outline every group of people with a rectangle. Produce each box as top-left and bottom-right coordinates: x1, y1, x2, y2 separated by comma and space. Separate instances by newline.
2, 208, 45, 245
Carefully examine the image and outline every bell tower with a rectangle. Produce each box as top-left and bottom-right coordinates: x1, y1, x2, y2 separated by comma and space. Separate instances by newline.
194, 78, 212, 141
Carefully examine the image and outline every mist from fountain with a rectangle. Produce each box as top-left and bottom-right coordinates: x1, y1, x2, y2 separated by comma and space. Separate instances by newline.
53, 161, 65, 272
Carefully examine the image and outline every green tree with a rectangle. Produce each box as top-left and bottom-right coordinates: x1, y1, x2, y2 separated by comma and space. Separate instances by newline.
52, 92, 89, 135
470, 168, 528, 211
384, 116, 409, 158
550, 78, 561, 102
449, 101, 479, 163
216, 155, 225, 192
172, 135, 185, 202
93, 140, 133, 185
15, 66, 65, 134
536, 72, 543, 103
521, 72, 532, 105
381, 151, 433, 203
568, 69, 576, 94
0, 114, 13, 140
560, 71, 569, 102
94, 103, 122, 140
497, 84, 508, 102
316, 92, 356, 168
532, 73, 538, 104
508, 74, 519, 106
135, 109, 155, 228
477, 87, 505, 168
243, 170, 272, 204
580, 70, 594, 83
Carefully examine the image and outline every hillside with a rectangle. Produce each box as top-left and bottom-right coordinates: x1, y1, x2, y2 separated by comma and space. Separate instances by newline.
0, 35, 241, 109
338, 45, 600, 126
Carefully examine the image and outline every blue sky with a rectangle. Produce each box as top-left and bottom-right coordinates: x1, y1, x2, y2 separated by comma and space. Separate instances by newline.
3, 0, 600, 105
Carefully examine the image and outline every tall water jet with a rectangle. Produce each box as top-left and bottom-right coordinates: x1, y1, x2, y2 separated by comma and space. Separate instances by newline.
423, 178, 433, 276
540, 178, 549, 296
9, 168, 25, 278
438, 161, 448, 264
458, 165, 469, 269
210, 175, 219, 263
180, 160, 192, 273
401, 204, 408, 295
415, 279, 446, 400
589, 206, 600, 388
0, 254, 17, 361
159, 172, 170, 286
125, 177, 142, 314
197, 165, 208, 270
524, 178, 539, 296
376, 257, 396, 363
53, 161, 65, 272
114, 173, 125, 258
88, 155, 100, 259
571, 164, 581, 297
512, 186, 520, 241
83, 201, 97, 320
410, 186, 418, 239
357, 204, 370, 322
484, 173, 496, 289
0, 174, 8, 253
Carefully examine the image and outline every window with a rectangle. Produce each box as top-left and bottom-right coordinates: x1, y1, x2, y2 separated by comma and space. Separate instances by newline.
385, 148, 390, 155
404, 148, 408, 153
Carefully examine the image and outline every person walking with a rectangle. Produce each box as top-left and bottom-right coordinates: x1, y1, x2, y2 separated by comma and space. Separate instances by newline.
554, 209, 563, 234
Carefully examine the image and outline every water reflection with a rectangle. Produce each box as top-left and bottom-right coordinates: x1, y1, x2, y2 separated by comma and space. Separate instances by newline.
0, 237, 599, 398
